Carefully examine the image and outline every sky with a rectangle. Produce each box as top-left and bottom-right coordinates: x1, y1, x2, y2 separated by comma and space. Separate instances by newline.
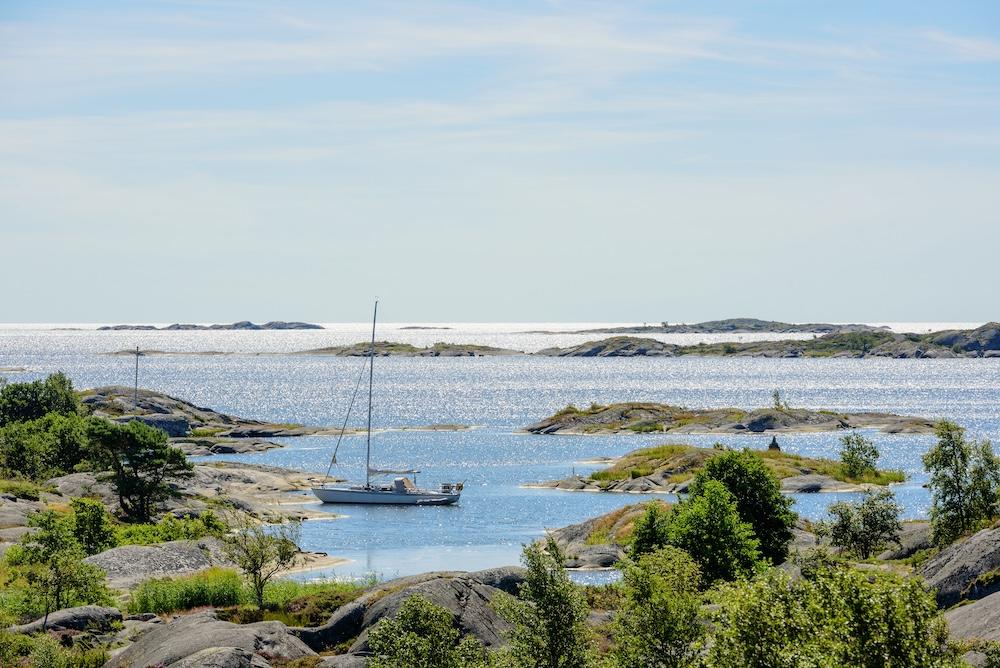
1, 1, 999, 323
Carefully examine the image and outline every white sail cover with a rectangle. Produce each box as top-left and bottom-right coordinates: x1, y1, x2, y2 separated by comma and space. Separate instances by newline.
368, 467, 421, 475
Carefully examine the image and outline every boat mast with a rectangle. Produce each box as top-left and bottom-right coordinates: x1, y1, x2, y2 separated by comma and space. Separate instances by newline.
133, 345, 140, 408
365, 300, 378, 488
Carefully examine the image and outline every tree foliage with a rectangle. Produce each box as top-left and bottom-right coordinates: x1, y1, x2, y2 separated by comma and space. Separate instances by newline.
0, 372, 79, 426
629, 501, 670, 558
221, 512, 301, 609
687, 449, 796, 564
369, 594, 491, 668
0, 412, 90, 481
706, 565, 961, 668
922, 420, 1000, 545
822, 488, 902, 559
663, 480, 763, 586
610, 546, 704, 668
495, 538, 593, 668
840, 431, 880, 479
87, 418, 192, 521
69, 498, 117, 556
10, 510, 112, 628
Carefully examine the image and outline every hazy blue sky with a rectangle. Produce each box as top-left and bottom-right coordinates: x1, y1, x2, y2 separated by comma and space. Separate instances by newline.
2, 1, 998, 323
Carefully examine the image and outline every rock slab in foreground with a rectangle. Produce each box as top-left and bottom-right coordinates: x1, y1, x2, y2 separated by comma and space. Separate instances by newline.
84, 538, 231, 590
293, 567, 525, 657
920, 526, 1000, 607
8, 606, 123, 635
105, 611, 315, 668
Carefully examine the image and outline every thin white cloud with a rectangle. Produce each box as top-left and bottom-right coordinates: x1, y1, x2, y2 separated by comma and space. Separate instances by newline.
922, 29, 1000, 61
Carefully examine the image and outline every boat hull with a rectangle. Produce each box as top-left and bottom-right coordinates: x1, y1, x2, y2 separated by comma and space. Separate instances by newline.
311, 486, 461, 506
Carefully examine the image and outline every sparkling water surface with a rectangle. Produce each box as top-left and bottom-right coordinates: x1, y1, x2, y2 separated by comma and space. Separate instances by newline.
1, 323, 997, 581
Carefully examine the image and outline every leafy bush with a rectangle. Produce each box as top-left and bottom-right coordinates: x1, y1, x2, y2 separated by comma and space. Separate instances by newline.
821, 488, 902, 559
923, 420, 1000, 545
840, 431, 879, 479
706, 565, 961, 667
0, 413, 90, 481
610, 546, 704, 668
495, 538, 593, 668
687, 449, 796, 564
369, 595, 491, 668
0, 631, 107, 668
630, 502, 670, 557
129, 567, 244, 614
70, 498, 117, 555
663, 480, 764, 586
0, 372, 79, 427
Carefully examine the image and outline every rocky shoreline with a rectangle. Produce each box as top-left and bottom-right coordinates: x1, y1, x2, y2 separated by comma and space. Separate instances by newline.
524, 402, 935, 435
80, 386, 472, 450
526, 443, 902, 496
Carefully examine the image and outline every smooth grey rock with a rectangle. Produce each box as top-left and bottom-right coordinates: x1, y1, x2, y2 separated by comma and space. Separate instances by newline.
84, 538, 231, 589
877, 521, 932, 560
104, 611, 314, 668
171, 647, 273, 668
945, 590, 1000, 641
319, 656, 369, 668
8, 606, 122, 635
920, 527, 1000, 606
116, 413, 191, 437
293, 568, 525, 653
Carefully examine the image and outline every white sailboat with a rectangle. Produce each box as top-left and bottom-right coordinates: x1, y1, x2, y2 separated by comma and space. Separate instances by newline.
311, 301, 463, 506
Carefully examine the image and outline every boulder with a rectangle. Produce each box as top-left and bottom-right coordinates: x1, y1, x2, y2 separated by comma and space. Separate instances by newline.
170, 647, 272, 668
945, 590, 1000, 641
779, 474, 868, 493
104, 611, 314, 668
293, 567, 525, 653
8, 606, 122, 635
84, 538, 231, 589
116, 413, 191, 437
920, 527, 1000, 607
877, 521, 932, 560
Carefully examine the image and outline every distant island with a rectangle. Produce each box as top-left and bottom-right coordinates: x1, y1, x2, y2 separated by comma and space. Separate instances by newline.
523, 402, 935, 435
98, 320, 323, 331
524, 318, 888, 335
537, 322, 1000, 358
107, 322, 1000, 358
399, 325, 453, 330
295, 341, 523, 357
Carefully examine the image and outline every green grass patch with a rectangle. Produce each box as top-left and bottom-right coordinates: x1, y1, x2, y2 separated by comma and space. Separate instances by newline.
129, 567, 244, 614
0, 479, 51, 501
189, 426, 226, 437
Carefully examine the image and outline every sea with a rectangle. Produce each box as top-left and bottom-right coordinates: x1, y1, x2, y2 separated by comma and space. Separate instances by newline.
1, 322, 997, 583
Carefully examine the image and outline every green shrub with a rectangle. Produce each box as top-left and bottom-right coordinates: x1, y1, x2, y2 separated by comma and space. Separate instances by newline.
129, 567, 244, 614
114, 512, 226, 545
0, 372, 79, 427
369, 595, 491, 668
688, 449, 796, 564
0, 478, 48, 501
0, 630, 107, 668
706, 566, 961, 667
664, 480, 764, 586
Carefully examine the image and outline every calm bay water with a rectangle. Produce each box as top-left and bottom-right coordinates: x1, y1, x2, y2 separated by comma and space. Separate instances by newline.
1, 323, 997, 580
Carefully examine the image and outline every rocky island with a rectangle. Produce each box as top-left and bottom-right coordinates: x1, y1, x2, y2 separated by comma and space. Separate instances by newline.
536, 322, 1000, 358
529, 317, 887, 335
295, 341, 524, 356
529, 443, 904, 495
98, 320, 323, 331
524, 402, 935, 435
